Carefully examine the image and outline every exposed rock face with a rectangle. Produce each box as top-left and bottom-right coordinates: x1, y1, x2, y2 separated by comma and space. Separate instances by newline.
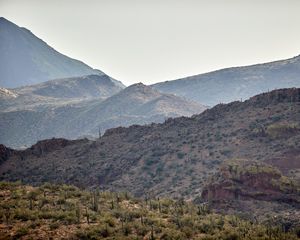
201, 161, 300, 204
0, 88, 18, 98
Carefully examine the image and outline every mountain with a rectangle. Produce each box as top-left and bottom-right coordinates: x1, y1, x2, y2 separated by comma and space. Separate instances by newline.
1, 88, 299, 199
0, 83, 205, 148
0, 17, 117, 88
1, 88, 299, 222
152, 55, 300, 106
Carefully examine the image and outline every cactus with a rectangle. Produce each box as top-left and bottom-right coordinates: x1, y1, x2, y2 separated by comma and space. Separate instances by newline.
92, 191, 99, 212
76, 204, 81, 224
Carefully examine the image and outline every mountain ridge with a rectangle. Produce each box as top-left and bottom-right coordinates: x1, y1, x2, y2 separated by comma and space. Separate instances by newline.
1, 88, 299, 198
152, 54, 300, 106
0, 82, 205, 148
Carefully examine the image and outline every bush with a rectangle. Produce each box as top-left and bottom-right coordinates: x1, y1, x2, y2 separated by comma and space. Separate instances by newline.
177, 152, 185, 159
49, 221, 60, 230
13, 226, 29, 239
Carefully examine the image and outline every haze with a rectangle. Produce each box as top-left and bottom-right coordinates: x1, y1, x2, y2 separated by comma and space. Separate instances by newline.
0, 0, 300, 85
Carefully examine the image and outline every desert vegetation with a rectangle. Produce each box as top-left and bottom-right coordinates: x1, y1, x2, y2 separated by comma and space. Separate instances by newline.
0, 181, 299, 239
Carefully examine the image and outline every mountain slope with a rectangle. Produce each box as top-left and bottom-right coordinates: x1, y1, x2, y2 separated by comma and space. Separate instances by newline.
0, 17, 118, 88
0, 88, 299, 200
0, 83, 206, 148
152, 55, 300, 106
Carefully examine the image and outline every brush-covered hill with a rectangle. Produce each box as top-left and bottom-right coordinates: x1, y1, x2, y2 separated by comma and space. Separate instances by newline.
0, 17, 117, 88
0, 88, 299, 198
0, 88, 300, 223
0, 83, 205, 148
152, 55, 300, 106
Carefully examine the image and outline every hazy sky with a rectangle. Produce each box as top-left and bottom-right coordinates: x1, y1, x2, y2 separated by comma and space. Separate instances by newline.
1, 0, 300, 85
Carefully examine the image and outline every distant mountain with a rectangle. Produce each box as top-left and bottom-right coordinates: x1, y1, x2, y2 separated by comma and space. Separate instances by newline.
0, 83, 205, 148
0, 74, 124, 112
152, 55, 300, 106
0, 17, 119, 88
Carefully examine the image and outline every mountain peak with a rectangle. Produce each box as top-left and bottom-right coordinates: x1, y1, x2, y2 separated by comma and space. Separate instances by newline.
129, 82, 146, 88
0, 17, 16, 28
124, 82, 153, 92
0, 17, 9, 23
0, 18, 118, 88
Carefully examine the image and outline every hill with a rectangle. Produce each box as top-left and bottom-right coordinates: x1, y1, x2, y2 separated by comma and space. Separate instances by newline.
0, 88, 300, 223
0, 88, 299, 194
152, 55, 300, 106
0, 17, 117, 88
0, 83, 205, 148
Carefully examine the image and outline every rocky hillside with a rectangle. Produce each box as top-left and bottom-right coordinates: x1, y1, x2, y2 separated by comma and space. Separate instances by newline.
200, 160, 299, 221
152, 55, 300, 106
0, 88, 299, 200
0, 83, 205, 148
0, 17, 115, 88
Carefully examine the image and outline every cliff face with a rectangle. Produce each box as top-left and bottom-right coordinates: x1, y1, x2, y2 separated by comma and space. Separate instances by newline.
201, 161, 300, 204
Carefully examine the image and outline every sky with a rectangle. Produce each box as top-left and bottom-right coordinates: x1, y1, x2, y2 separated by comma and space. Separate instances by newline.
0, 0, 300, 86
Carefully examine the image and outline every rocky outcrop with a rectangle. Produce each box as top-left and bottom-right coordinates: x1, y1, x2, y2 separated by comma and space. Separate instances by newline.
201, 161, 300, 204
24, 138, 85, 157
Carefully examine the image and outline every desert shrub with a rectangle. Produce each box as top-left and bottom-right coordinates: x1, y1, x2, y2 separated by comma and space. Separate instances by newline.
14, 209, 38, 221
76, 225, 112, 239
123, 223, 132, 236
134, 223, 149, 236
145, 157, 159, 166
177, 152, 185, 159
160, 228, 185, 240
13, 226, 29, 239
49, 221, 60, 230
103, 216, 116, 227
